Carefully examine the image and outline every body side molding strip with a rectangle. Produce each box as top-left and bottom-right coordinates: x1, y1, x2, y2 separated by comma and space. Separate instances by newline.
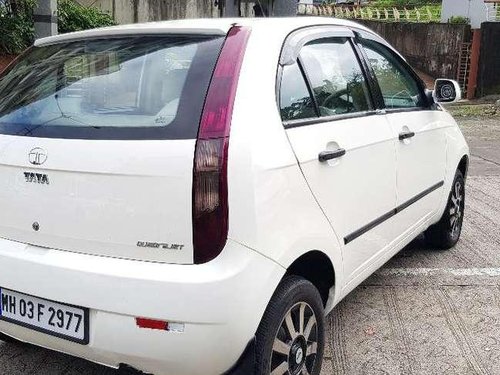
344, 181, 444, 245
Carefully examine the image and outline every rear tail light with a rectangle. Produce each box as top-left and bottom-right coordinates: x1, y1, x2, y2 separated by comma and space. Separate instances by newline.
192, 26, 251, 264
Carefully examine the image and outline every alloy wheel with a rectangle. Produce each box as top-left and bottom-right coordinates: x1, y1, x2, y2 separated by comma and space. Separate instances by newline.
270, 302, 319, 375
449, 179, 464, 239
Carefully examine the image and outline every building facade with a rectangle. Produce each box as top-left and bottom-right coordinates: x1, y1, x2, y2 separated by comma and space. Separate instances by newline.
441, 0, 495, 28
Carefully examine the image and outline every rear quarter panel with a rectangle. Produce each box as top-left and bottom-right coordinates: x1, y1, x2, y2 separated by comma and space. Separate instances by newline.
226, 25, 345, 307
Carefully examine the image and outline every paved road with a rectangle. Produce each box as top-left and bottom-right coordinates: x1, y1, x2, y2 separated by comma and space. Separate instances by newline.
0, 116, 499, 375
322, 116, 500, 375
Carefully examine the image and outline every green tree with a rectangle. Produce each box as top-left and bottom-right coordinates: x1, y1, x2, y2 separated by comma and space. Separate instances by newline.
0, 0, 117, 54
0, 0, 36, 54
58, 0, 116, 34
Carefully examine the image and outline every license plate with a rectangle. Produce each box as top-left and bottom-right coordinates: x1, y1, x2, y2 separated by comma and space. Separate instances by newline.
0, 288, 89, 344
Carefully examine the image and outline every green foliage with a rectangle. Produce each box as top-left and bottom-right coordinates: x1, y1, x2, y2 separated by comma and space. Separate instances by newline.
448, 15, 470, 24
366, 0, 441, 5
0, 0, 116, 54
319, 0, 442, 23
0, 0, 36, 54
58, 0, 116, 34
322, 0, 441, 5
447, 103, 499, 117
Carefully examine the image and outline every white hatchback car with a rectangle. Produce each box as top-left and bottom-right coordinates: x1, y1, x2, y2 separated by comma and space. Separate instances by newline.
0, 17, 468, 375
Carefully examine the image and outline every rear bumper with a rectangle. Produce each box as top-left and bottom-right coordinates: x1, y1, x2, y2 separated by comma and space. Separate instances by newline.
0, 238, 284, 375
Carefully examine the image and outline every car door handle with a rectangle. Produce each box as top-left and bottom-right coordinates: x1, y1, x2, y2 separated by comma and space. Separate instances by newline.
318, 148, 346, 162
399, 131, 415, 141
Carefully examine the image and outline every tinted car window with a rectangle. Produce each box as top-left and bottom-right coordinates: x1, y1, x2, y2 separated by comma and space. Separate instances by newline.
280, 63, 316, 121
0, 36, 224, 140
300, 38, 370, 117
360, 39, 425, 109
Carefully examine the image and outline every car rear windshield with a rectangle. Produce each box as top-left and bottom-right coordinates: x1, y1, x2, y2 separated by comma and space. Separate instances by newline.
0, 35, 224, 140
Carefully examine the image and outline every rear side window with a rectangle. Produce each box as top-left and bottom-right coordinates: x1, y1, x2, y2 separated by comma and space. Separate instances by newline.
300, 38, 370, 117
280, 63, 316, 121
279, 36, 371, 123
0, 36, 224, 140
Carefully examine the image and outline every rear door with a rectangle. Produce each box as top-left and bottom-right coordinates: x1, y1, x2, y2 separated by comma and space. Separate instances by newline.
279, 29, 398, 282
0, 35, 225, 264
357, 36, 447, 233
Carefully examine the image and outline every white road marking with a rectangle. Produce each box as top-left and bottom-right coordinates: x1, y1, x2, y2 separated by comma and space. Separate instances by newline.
376, 268, 500, 277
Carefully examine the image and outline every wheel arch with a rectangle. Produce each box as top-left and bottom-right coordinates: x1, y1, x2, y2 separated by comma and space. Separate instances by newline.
284, 250, 336, 308
457, 154, 469, 179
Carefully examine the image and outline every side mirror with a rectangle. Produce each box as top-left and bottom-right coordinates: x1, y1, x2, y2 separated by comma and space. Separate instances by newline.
433, 79, 462, 103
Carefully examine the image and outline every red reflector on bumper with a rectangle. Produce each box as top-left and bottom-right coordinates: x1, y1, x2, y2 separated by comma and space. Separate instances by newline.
136, 318, 168, 330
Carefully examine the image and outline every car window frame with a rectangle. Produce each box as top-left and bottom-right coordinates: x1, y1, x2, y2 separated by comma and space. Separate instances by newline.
352, 31, 434, 113
277, 28, 378, 129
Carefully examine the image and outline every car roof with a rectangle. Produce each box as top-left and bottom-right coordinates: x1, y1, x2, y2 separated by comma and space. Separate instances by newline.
35, 17, 375, 46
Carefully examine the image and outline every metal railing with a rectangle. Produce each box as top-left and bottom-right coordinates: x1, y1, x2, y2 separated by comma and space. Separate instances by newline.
485, 2, 500, 21
297, 4, 441, 23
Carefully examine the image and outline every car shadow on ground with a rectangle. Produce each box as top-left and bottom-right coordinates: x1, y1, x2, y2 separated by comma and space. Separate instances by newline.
0, 340, 116, 375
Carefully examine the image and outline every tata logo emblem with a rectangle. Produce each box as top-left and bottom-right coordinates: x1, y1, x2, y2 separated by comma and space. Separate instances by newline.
24, 172, 50, 185
29, 147, 48, 166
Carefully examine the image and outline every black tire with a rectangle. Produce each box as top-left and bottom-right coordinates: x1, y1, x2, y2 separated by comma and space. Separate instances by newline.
117, 365, 149, 375
425, 169, 465, 249
255, 276, 325, 375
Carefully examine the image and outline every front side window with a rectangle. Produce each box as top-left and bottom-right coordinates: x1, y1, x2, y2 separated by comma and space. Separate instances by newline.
299, 38, 371, 117
0, 36, 224, 139
360, 39, 425, 109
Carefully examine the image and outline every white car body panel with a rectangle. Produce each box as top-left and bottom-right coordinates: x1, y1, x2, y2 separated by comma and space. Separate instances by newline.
436, 108, 470, 218
227, 20, 344, 296
0, 136, 196, 264
0, 17, 470, 375
385, 110, 447, 234
0, 237, 284, 375
285, 116, 398, 283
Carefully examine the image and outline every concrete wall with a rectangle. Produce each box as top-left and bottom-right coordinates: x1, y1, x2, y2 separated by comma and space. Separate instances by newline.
359, 20, 471, 80
78, 0, 298, 22
78, 0, 219, 23
441, 0, 488, 29
233, 0, 298, 17
477, 22, 500, 96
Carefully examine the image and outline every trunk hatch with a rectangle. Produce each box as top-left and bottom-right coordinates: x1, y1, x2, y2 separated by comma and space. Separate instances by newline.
0, 34, 225, 264
0, 137, 195, 263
